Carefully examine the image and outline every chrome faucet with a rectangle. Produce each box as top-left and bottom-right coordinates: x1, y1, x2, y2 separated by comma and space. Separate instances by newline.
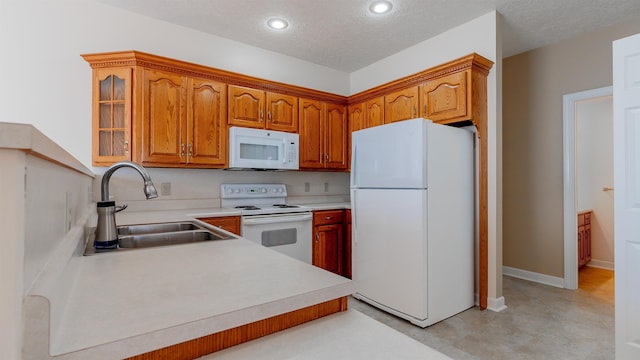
94, 161, 158, 249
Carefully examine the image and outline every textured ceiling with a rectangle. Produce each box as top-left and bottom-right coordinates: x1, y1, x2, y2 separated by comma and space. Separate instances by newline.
98, 0, 640, 72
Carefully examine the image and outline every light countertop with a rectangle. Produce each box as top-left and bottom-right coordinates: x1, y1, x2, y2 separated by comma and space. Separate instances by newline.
114, 202, 350, 226
203, 309, 452, 360
24, 207, 354, 359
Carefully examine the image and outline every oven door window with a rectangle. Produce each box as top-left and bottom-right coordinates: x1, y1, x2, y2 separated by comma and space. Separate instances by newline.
261, 228, 297, 247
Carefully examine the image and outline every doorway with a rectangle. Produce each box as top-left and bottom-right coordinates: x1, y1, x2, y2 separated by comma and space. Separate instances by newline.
562, 86, 614, 291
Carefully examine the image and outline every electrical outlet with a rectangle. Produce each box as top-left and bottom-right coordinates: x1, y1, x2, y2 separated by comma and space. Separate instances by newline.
161, 182, 171, 196
304, 182, 310, 192
324, 182, 329, 192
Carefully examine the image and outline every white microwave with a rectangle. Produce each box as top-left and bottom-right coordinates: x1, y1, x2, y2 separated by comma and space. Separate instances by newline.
228, 127, 299, 170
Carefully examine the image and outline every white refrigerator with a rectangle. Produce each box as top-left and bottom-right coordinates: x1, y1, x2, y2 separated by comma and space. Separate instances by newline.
350, 118, 475, 327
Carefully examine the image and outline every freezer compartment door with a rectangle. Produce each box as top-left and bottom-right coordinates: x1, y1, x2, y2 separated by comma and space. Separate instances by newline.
350, 119, 428, 189
351, 188, 428, 320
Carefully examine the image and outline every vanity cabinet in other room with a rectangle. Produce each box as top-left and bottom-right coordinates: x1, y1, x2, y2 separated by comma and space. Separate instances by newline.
299, 99, 348, 170
578, 210, 592, 267
228, 85, 298, 133
198, 216, 241, 236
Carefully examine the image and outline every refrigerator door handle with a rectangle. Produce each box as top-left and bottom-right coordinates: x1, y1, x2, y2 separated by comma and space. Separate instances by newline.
351, 144, 357, 187
352, 193, 358, 244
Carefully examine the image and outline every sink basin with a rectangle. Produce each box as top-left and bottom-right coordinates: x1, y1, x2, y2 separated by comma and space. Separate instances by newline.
84, 221, 236, 255
118, 230, 233, 249
117, 222, 203, 236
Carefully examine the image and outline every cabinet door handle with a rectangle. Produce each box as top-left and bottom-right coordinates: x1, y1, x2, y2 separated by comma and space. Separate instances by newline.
260, 109, 264, 121
413, 105, 417, 117
180, 143, 185, 157
124, 140, 129, 155
267, 110, 272, 122
188, 143, 193, 157
423, 104, 427, 115
325, 216, 333, 220
315, 233, 319, 243
325, 154, 329, 161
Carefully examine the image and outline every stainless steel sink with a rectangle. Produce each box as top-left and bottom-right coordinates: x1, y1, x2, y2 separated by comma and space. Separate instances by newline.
118, 230, 232, 249
84, 221, 235, 255
117, 222, 204, 236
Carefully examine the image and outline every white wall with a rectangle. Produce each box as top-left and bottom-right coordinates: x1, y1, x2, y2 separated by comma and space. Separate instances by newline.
0, 0, 349, 169
1, 0, 503, 309
576, 96, 615, 268
350, 11, 504, 308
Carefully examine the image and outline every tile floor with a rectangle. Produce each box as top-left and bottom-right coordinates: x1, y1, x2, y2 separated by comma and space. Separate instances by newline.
349, 270, 614, 359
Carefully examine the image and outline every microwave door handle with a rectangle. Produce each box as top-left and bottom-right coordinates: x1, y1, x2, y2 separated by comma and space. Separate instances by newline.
282, 139, 288, 164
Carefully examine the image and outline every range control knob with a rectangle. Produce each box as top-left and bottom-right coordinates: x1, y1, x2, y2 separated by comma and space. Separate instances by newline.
261, 188, 267, 193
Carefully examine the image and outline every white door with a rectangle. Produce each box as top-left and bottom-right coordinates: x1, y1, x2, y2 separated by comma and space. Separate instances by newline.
613, 32, 640, 360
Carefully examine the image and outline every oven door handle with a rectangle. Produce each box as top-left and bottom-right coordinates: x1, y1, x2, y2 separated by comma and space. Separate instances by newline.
243, 213, 313, 225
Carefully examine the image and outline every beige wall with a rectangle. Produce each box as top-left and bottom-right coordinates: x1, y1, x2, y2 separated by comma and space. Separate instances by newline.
503, 18, 640, 277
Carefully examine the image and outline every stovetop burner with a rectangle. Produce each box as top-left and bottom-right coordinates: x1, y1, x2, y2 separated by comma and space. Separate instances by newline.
272, 204, 299, 208
235, 205, 261, 210
221, 184, 311, 215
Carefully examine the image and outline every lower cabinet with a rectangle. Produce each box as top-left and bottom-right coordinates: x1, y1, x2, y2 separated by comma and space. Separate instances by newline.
198, 216, 241, 236
577, 211, 592, 267
313, 210, 350, 277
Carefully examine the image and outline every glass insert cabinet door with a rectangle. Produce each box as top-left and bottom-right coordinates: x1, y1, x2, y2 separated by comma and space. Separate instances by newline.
92, 68, 132, 164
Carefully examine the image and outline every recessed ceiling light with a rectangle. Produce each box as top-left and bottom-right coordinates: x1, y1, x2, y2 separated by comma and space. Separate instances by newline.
267, 18, 289, 30
369, 1, 393, 14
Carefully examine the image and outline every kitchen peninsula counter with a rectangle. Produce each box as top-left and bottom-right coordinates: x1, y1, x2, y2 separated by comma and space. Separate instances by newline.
23, 211, 354, 359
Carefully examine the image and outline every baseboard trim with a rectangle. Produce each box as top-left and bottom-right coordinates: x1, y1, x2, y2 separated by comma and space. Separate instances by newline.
486, 296, 507, 312
474, 293, 507, 312
503, 266, 564, 288
586, 260, 614, 270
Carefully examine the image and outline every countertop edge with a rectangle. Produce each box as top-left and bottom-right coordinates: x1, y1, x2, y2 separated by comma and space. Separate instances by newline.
54, 282, 354, 360
0, 122, 94, 177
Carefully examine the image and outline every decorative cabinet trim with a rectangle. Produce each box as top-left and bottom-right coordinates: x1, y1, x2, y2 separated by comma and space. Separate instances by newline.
348, 53, 492, 104
82, 51, 347, 105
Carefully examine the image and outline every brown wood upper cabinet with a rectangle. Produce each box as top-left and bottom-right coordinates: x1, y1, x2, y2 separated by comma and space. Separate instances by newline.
384, 86, 419, 124
228, 85, 298, 133
138, 69, 227, 167
348, 102, 365, 134
365, 96, 385, 128
299, 99, 348, 170
420, 71, 468, 123
91, 67, 132, 166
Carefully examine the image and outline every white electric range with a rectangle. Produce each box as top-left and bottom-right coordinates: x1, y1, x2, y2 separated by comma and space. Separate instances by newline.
221, 184, 312, 263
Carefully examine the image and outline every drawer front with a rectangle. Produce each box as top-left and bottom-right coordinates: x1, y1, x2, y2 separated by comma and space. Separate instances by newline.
313, 210, 344, 225
198, 216, 241, 235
